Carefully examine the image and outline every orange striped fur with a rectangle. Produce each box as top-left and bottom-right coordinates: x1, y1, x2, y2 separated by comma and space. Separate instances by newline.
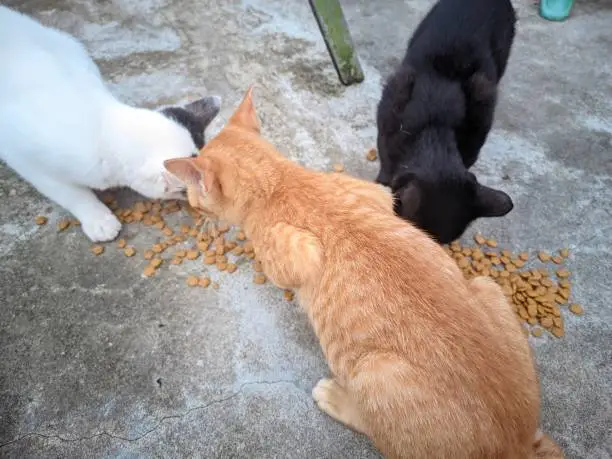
164, 87, 563, 459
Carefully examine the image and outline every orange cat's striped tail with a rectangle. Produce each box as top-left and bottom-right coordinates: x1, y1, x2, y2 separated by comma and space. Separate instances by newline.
533, 430, 564, 458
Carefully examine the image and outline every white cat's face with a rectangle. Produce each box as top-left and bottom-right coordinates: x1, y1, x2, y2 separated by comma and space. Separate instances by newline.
129, 95, 221, 200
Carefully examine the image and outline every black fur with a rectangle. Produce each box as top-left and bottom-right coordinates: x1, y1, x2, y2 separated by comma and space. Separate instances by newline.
376, 0, 516, 244
160, 96, 221, 154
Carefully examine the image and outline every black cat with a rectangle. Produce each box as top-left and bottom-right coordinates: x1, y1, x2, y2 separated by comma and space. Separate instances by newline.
376, 0, 517, 244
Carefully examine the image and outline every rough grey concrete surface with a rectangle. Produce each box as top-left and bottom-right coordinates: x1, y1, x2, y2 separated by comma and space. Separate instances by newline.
1, 0, 611, 457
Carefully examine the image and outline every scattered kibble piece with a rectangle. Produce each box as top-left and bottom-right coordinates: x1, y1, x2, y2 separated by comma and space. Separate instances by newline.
559, 248, 570, 258
253, 274, 266, 285
143, 250, 154, 260
199, 277, 211, 287
232, 246, 244, 256
531, 327, 543, 337
519, 252, 529, 261
117, 239, 127, 249
212, 282, 220, 290
551, 255, 563, 265
486, 239, 497, 248
170, 258, 183, 265
180, 224, 190, 234
124, 247, 136, 257
227, 263, 238, 273
152, 244, 164, 254
143, 266, 156, 277
150, 258, 163, 268
186, 276, 199, 287
538, 251, 551, 262
556, 269, 570, 278
332, 163, 344, 172
57, 220, 71, 231
253, 261, 264, 273
198, 241, 210, 252
569, 304, 583, 315
204, 256, 216, 265
162, 227, 174, 236
283, 290, 294, 301
186, 249, 200, 260
35, 216, 48, 225
91, 245, 105, 255
366, 148, 377, 161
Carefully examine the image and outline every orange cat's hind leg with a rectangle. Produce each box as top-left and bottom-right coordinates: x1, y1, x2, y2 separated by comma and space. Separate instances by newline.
312, 378, 367, 434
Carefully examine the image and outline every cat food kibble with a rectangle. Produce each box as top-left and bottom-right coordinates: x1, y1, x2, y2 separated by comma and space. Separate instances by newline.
227, 263, 238, 273
35, 215, 48, 225
123, 247, 136, 257
253, 274, 266, 284
186, 249, 200, 260
150, 258, 162, 268
143, 266, 156, 277
90, 244, 105, 255
117, 239, 127, 248
199, 277, 211, 287
448, 235, 584, 339
57, 219, 70, 231
186, 276, 199, 287
366, 148, 377, 161
283, 290, 294, 301
143, 250, 154, 260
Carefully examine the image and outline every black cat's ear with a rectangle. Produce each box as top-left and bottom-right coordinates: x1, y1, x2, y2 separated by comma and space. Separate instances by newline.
474, 183, 513, 217
466, 72, 497, 103
184, 95, 222, 129
398, 181, 421, 218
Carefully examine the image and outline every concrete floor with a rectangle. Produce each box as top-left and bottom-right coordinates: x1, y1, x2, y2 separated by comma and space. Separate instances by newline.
1, 0, 611, 457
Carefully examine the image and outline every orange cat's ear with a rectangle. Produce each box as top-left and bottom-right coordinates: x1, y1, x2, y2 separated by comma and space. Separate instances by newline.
164, 158, 202, 185
227, 85, 260, 134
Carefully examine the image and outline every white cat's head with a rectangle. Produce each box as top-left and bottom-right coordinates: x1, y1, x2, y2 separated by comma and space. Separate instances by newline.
129, 95, 221, 200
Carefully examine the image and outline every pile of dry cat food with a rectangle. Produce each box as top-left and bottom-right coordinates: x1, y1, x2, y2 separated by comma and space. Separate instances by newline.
445, 235, 583, 338
35, 194, 294, 301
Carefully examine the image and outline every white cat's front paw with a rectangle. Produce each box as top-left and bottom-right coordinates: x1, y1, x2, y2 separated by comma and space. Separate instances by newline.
81, 213, 122, 242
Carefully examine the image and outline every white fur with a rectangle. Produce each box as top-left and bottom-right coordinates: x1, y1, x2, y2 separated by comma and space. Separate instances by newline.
0, 6, 216, 241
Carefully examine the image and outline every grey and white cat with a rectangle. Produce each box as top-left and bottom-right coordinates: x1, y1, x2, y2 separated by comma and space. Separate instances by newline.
0, 6, 221, 242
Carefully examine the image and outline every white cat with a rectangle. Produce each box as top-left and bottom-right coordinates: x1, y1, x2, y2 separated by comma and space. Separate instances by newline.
0, 6, 221, 242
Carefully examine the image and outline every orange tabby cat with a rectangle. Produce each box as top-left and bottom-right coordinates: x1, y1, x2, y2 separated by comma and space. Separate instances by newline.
164, 87, 564, 459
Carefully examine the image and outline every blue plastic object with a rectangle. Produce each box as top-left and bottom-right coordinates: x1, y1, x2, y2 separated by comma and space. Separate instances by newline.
539, 0, 574, 21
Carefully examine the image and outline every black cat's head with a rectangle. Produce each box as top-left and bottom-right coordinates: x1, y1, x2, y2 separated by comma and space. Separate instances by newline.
160, 95, 221, 155
391, 167, 513, 244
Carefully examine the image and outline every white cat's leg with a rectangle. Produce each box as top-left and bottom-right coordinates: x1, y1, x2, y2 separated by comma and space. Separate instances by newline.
22, 171, 121, 242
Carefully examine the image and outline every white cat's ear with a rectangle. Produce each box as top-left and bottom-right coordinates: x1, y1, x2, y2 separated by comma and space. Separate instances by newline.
164, 158, 202, 185
228, 85, 260, 134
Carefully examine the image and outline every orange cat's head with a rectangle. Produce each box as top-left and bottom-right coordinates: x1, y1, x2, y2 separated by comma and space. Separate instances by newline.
164, 86, 283, 223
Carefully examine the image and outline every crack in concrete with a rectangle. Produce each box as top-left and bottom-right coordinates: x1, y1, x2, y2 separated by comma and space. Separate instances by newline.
0, 379, 303, 448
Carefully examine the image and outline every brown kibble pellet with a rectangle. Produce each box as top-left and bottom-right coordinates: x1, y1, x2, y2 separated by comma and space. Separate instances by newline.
35, 215, 48, 225
90, 245, 104, 255
204, 256, 216, 265
540, 317, 554, 329
199, 277, 211, 287
253, 261, 264, 273
154, 221, 165, 230
186, 250, 200, 260
205, 249, 216, 257
152, 244, 164, 254
366, 148, 377, 161
162, 227, 174, 236
212, 282, 220, 290
186, 276, 199, 287
551, 327, 564, 338
332, 163, 344, 172
143, 265, 156, 277
253, 273, 266, 284
531, 327, 543, 337
556, 269, 570, 278
150, 258, 163, 268
284, 290, 295, 301
117, 239, 127, 248
198, 241, 210, 252
217, 262, 228, 271
519, 252, 529, 261
474, 234, 486, 245
180, 224, 190, 234
569, 303, 583, 315
538, 251, 551, 262
124, 247, 136, 257
189, 228, 198, 237
57, 219, 71, 231
170, 258, 183, 265
551, 255, 563, 264
143, 250, 154, 260
486, 239, 497, 248
227, 263, 238, 273
559, 248, 570, 258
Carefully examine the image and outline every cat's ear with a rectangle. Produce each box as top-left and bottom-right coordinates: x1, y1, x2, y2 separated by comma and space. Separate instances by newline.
378, 65, 414, 134
474, 183, 513, 217
183, 95, 222, 128
164, 158, 202, 185
164, 157, 219, 193
228, 85, 260, 133
465, 72, 497, 103
398, 181, 421, 218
